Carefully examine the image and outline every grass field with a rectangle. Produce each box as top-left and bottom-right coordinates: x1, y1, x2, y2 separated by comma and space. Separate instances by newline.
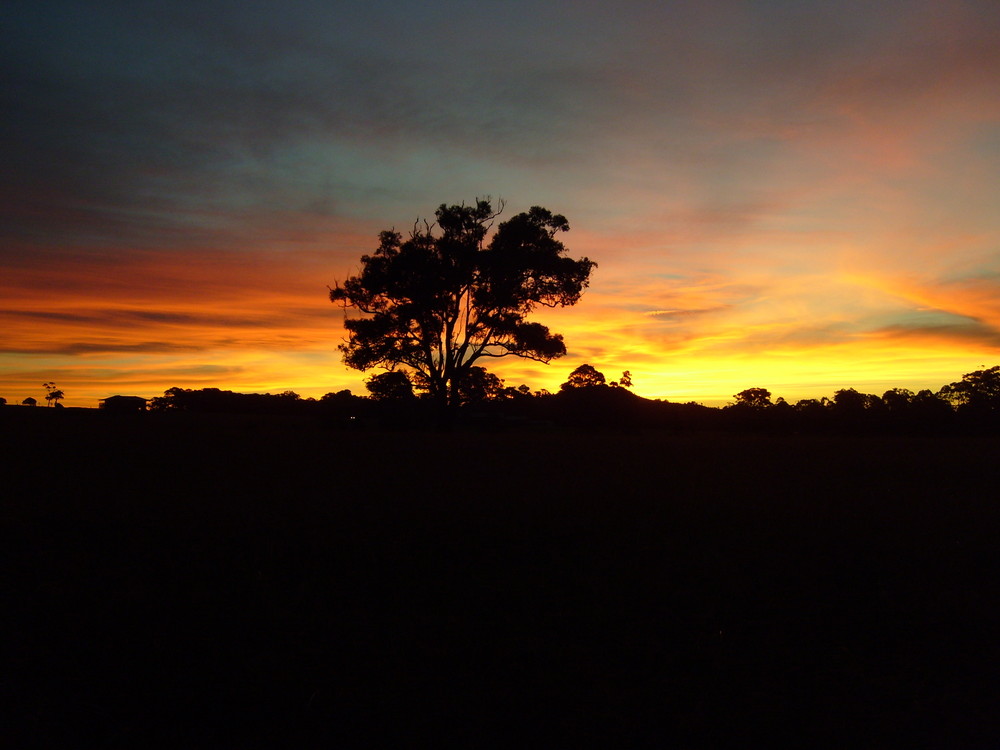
5, 408, 1000, 746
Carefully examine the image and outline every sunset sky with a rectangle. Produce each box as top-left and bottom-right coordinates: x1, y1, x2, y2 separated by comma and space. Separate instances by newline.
3, 0, 999, 407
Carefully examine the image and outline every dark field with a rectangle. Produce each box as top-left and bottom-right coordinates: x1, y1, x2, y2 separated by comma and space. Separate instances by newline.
5, 408, 1000, 747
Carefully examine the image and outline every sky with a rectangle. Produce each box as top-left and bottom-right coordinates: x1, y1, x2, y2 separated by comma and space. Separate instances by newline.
3, 0, 999, 407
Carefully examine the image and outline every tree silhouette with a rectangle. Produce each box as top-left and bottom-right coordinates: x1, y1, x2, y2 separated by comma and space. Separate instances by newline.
939, 366, 1000, 411
732, 387, 772, 409
365, 371, 416, 402
149, 387, 304, 414
881, 387, 914, 413
456, 366, 505, 405
330, 199, 595, 408
43, 382, 64, 407
561, 364, 607, 390
832, 388, 880, 412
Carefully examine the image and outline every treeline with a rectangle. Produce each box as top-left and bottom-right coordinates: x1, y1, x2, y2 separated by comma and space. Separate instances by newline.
150, 387, 315, 415
135, 364, 1000, 434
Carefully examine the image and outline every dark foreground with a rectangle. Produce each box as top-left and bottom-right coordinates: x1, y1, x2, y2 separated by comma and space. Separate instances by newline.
4, 409, 1000, 747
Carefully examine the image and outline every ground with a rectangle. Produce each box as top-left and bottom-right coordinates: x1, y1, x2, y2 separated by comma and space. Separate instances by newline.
4, 408, 1000, 746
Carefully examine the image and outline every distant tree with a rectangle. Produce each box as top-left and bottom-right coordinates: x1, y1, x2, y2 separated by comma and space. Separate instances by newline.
498, 383, 534, 400
317, 389, 367, 425
939, 365, 1000, 411
329, 198, 596, 409
365, 371, 415, 402
732, 387, 772, 409
772, 396, 794, 418
0, 396, 6, 406
832, 388, 880, 412
319, 389, 362, 409
618, 371, 633, 389
321, 389, 355, 402
149, 387, 183, 411
794, 398, 828, 422
561, 364, 607, 390
457, 366, 505, 405
43, 382, 64, 407
100, 395, 148, 413
149, 386, 307, 414
911, 389, 953, 422
22, 397, 37, 406
881, 388, 914, 412
912, 389, 948, 409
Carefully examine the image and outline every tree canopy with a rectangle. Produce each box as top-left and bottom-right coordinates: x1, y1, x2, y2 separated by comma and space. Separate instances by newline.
92, 363, 1000, 434
43, 382, 65, 407
560, 363, 607, 390
365, 371, 415, 402
939, 365, 1000, 411
330, 199, 596, 407
731, 387, 772, 409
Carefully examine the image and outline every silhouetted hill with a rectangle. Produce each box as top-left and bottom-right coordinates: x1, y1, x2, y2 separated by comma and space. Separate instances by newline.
544, 385, 718, 430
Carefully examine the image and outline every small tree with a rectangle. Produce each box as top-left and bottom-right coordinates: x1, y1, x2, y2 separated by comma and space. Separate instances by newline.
43, 382, 65, 407
330, 199, 595, 409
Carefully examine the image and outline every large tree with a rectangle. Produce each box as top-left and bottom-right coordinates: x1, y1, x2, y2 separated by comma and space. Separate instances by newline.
939, 365, 1000, 411
330, 199, 596, 407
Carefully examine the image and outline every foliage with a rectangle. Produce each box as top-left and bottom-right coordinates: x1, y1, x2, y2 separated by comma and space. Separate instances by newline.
150, 387, 304, 413
731, 387, 772, 409
365, 371, 416, 402
320, 390, 355, 402
561, 363, 607, 390
124, 365, 997, 434
457, 366, 505, 405
330, 199, 596, 407
43, 382, 65, 407
831, 388, 881, 412
881, 388, 914, 412
100, 395, 148, 413
939, 366, 1000, 411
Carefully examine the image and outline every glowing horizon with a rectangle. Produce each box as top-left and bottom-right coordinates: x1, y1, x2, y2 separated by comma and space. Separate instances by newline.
3, 2, 998, 408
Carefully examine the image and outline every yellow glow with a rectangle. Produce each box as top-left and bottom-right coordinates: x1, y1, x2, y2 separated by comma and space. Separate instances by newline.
2, 228, 996, 408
